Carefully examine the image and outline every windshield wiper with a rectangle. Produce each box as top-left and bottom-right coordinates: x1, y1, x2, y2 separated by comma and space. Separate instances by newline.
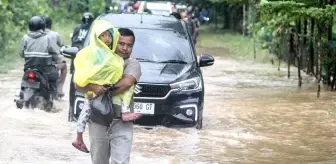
135, 58, 157, 63
158, 60, 188, 64
136, 58, 188, 64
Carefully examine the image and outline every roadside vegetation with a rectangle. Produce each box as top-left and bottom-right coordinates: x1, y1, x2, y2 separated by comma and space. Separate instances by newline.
2, 0, 336, 95
0, 0, 105, 73
197, 25, 274, 64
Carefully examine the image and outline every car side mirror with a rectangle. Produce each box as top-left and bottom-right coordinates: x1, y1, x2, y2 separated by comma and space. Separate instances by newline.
199, 54, 214, 67
60, 46, 79, 59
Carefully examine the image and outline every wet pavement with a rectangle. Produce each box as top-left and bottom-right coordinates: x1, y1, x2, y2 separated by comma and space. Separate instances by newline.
0, 54, 335, 164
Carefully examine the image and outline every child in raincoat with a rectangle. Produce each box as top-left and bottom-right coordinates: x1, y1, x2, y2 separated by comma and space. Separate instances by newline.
72, 20, 136, 153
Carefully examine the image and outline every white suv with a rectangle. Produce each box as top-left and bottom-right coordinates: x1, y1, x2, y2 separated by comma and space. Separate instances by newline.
137, 1, 173, 16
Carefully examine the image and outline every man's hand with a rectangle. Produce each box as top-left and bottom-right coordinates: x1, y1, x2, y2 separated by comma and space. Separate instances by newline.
111, 75, 136, 95
122, 112, 142, 122
75, 83, 107, 95
87, 84, 107, 95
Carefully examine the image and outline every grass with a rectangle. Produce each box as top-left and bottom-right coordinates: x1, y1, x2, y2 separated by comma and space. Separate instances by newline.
197, 24, 278, 64
0, 41, 22, 74
53, 20, 78, 46
0, 20, 77, 73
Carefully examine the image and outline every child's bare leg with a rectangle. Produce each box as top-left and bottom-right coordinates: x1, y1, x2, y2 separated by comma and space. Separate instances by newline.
72, 100, 91, 153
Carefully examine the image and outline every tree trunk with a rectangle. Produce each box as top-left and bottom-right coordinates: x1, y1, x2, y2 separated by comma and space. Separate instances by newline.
214, 5, 218, 30
242, 4, 246, 35
253, 39, 256, 59
303, 19, 308, 72
223, 4, 230, 29
247, 0, 253, 36
230, 7, 235, 31
288, 34, 293, 78
317, 21, 322, 98
66, 0, 71, 11
296, 20, 302, 87
308, 19, 315, 75
315, 22, 319, 80
329, 0, 335, 90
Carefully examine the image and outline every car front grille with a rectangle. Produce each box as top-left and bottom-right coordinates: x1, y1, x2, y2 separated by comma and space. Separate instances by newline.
134, 84, 171, 98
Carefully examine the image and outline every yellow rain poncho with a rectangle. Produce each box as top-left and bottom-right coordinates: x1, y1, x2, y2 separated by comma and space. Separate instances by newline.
74, 20, 134, 109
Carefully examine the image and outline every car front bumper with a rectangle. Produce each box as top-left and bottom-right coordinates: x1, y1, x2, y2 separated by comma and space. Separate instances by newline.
134, 90, 203, 124
72, 89, 204, 125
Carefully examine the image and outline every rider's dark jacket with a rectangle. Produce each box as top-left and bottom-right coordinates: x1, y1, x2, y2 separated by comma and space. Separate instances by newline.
19, 30, 60, 67
71, 23, 91, 49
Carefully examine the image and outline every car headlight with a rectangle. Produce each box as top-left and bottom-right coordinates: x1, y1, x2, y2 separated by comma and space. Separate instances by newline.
170, 77, 202, 91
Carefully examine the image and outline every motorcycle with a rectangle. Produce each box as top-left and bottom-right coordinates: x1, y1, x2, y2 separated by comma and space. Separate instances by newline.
14, 64, 59, 111
199, 15, 210, 24
60, 46, 80, 122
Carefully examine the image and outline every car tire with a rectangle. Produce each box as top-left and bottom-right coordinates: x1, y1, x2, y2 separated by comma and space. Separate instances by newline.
68, 106, 74, 122
196, 109, 203, 130
68, 74, 75, 122
196, 119, 202, 130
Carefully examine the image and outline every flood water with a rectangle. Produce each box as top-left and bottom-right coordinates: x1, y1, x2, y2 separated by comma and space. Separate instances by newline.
0, 55, 335, 164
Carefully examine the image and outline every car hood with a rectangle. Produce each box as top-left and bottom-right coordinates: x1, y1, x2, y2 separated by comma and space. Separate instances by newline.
138, 62, 194, 84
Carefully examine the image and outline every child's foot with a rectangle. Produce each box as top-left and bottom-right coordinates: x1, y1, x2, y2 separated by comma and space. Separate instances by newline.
121, 112, 142, 122
72, 140, 89, 153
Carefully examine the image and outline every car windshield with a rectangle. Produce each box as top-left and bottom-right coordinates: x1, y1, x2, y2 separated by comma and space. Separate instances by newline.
130, 29, 194, 63
84, 28, 194, 63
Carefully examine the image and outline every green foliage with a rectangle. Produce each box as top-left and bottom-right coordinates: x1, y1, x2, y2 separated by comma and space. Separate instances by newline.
0, 0, 109, 69
211, 0, 249, 6
89, 0, 106, 17
0, 0, 50, 60
249, 0, 336, 52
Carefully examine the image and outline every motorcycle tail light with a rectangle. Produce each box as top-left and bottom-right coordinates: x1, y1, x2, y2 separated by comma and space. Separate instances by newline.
28, 72, 36, 80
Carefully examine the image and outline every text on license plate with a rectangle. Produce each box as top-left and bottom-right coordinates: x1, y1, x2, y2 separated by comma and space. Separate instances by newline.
133, 102, 155, 115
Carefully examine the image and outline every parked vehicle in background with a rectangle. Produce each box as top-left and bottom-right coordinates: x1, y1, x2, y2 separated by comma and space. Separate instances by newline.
137, 1, 173, 16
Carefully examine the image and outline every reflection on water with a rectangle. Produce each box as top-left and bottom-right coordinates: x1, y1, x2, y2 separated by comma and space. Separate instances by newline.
0, 58, 335, 164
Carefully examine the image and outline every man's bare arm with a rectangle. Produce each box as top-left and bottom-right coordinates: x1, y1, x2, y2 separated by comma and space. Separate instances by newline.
112, 75, 136, 95
75, 83, 107, 95
75, 84, 89, 93
74, 76, 135, 95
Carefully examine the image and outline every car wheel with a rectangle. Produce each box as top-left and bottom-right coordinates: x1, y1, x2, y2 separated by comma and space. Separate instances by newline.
68, 106, 74, 122
68, 76, 75, 122
196, 109, 203, 130
196, 119, 202, 130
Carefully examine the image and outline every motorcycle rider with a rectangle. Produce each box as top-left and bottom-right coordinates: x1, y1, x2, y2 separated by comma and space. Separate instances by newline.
44, 16, 67, 97
19, 16, 60, 94
70, 12, 94, 73
71, 12, 94, 50
68, 12, 94, 116
142, 2, 152, 14
184, 11, 197, 45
